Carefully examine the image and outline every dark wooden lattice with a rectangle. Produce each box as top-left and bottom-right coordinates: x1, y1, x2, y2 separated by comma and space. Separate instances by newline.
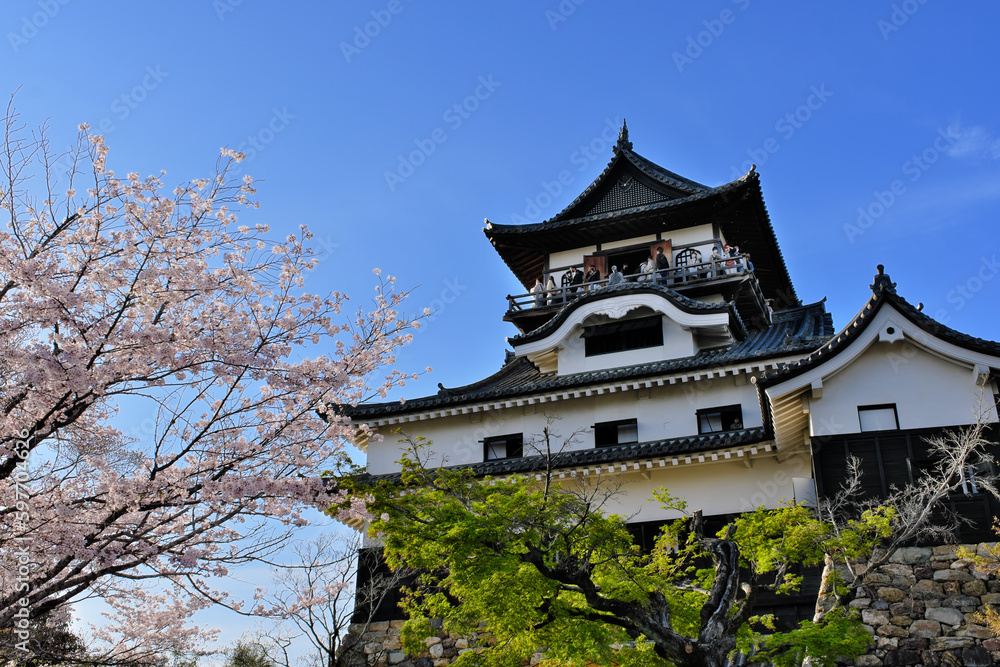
675, 248, 703, 268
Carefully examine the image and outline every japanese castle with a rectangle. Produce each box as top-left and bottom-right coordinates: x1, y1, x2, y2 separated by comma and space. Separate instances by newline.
345, 122, 1000, 633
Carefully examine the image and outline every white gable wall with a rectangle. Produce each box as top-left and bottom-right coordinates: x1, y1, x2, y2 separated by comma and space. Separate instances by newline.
809, 340, 995, 436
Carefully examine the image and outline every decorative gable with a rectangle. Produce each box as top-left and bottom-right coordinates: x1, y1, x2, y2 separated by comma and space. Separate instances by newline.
585, 174, 673, 216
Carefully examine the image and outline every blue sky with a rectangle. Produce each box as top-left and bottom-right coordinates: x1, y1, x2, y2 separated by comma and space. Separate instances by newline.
5, 0, 1000, 659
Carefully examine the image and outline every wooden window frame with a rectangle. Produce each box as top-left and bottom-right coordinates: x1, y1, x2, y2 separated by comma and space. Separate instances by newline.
483, 433, 524, 461
594, 418, 639, 448
696, 404, 744, 434
858, 404, 899, 432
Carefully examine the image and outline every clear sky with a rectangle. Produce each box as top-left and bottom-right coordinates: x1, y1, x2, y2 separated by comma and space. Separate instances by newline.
4, 0, 1000, 659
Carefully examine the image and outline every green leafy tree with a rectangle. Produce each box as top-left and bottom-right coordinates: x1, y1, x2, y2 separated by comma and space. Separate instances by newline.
0, 613, 85, 665
338, 433, 877, 667
223, 639, 275, 667
340, 417, 996, 667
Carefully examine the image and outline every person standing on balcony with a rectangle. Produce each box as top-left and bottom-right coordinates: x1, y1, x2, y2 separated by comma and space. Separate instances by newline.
570, 266, 584, 293
546, 275, 558, 305
655, 246, 670, 284
531, 277, 545, 308
724, 245, 737, 275
640, 256, 655, 281
584, 265, 601, 288
560, 268, 573, 301
710, 246, 723, 278
608, 265, 624, 286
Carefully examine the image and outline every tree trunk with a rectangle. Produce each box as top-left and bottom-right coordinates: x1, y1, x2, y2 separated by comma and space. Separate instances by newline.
681, 642, 732, 667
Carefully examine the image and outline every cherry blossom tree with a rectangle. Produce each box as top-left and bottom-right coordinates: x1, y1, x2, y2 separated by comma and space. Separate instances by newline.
0, 100, 422, 663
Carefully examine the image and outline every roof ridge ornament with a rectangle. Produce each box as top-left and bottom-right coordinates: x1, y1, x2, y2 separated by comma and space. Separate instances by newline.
870, 264, 897, 295
614, 118, 632, 153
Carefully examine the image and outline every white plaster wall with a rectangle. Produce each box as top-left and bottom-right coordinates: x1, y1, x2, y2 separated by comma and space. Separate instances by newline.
808, 340, 988, 435
602, 234, 659, 251
365, 376, 763, 475
361, 455, 808, 545
556, 316, 696, 375
544, 225, 717, 271
599, 455, 812, 521
548, 246, 597, 271
663, 224, 716, 253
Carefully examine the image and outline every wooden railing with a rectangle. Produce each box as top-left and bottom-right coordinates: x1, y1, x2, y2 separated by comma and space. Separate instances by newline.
507, 256, 754, 313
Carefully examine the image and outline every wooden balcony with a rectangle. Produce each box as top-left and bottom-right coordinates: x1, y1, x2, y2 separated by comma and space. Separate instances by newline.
504, 256, 771, 334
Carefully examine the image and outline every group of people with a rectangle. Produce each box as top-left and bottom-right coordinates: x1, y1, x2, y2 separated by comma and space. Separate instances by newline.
634, 246, 671, 284
529, 244, 753, 308
713, 244, 752, 275
531, 265, 607, 307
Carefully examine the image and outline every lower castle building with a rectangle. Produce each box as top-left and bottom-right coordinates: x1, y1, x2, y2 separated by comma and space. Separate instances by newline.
343, 123, 1000, 666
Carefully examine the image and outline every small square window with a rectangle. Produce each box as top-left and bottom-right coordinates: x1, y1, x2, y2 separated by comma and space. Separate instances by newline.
696, 405, 743, 434
484, 434, 523, 461
594, 419, 639, 448
858, 404, 898, 432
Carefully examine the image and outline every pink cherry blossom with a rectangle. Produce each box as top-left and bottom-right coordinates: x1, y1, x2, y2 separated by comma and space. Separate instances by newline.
0, 106, 423, 660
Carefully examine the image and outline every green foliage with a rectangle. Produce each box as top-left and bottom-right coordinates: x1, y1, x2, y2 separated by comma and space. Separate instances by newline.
0, 614, 86, 666
336, 439, 878, 666
223, 640, 274, 667
958, 524, 1000, 634
744, 607, 872, 667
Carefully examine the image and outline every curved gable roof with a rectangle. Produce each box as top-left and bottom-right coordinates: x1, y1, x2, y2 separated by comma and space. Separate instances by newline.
540, 122, 711, 224
509, 281, 742, 347
343, 300, 831, 421
757, 268, 1000, 392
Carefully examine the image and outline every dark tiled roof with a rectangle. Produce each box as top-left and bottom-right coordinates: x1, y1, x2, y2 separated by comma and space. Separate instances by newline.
345, 300, 832, 420
539, 138, 710, 225
485, 174, 746, 237
356, 427, 769, 484
509, 282, 739, 346
757, 273, 1000, 390
483, 162, 799, 308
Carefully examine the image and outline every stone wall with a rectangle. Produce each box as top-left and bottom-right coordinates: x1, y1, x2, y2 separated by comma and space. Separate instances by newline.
340, 619, 498, 667
342, 544, 1000, 667
849, 544, 998, 666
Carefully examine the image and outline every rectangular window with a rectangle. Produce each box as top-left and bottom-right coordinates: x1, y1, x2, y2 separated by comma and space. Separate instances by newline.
594, 419, 638, 448
696, 405, 744, 434
858, 404, 899, 432
483, 433, 523, 461
582, 315, 663, 357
